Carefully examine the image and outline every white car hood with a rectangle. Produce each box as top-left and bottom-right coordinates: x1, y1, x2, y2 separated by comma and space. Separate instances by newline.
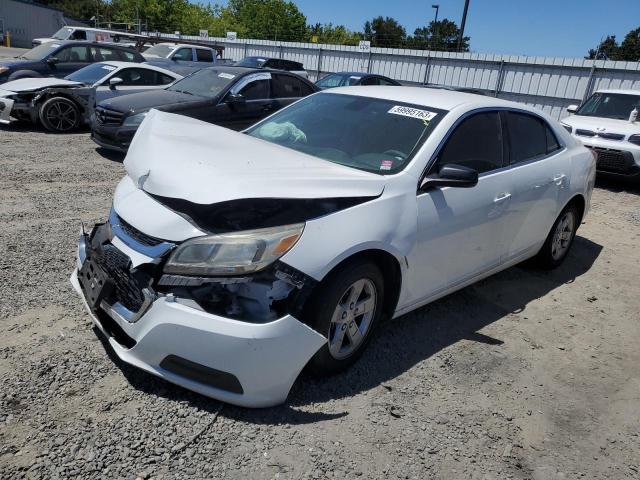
0, 78, 83, 93
562, 114, 640, 136
124, 110, 387, 205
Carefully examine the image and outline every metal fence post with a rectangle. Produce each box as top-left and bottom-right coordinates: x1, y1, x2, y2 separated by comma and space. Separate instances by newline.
422, 55, 431, 85
494, 60, 506, 97
366, 50, 373, 73
316, 47, 323, 81
243, 42, 248, 57
583, 65, 597, 102
279, 44, 283, 59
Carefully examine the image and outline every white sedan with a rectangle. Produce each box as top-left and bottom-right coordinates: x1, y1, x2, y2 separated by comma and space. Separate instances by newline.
71, 87, 596, 407
0, 61, 181, 132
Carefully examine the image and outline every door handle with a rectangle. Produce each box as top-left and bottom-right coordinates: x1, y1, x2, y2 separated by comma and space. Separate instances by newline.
493, 192, 511, 203
553, 174, 566, 185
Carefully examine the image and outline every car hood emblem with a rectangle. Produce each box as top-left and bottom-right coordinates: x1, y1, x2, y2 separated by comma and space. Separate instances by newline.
596, 127, 606, 132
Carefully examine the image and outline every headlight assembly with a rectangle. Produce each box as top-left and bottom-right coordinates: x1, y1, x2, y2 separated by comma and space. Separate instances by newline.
164, 223, 305, 276
560, 122, 572, 133
0, 67, 9, 75
123, 112, 147, 127
628, 134, 640, 146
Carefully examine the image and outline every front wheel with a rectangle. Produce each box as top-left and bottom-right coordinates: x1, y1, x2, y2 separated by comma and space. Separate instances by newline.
533, 204, 579, 269
39, 97, 81, 132
304, 261, 385, 376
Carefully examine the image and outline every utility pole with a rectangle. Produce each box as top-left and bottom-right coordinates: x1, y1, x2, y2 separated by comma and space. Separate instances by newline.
457, 0, 470, 52
431, 4, 439, 49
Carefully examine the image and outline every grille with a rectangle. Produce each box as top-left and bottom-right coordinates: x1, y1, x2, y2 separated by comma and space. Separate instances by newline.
95, 106, 125, 126
575, 129, 595, 137
592, 148, 632, 174
94, 244, 147, 312
117, 215, 163, 247
598, 132, 625, 141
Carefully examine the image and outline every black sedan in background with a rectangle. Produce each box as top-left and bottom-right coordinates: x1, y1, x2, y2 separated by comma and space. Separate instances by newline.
0, 41, 144, 83
91, 66, 319, 152
315, 72, 401, 89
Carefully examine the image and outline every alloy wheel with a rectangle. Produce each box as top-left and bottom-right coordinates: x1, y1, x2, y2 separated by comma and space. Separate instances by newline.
551, 210, 575, 260
45, 101, 78, 132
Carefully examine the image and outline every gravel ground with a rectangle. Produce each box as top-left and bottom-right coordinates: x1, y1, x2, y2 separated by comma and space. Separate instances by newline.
1, 124, 639, 480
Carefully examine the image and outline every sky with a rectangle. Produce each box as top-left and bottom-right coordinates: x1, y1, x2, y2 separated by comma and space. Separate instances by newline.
208, 0, 640, 59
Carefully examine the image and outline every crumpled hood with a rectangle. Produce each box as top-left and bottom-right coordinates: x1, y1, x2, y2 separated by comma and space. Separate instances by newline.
0, 77, 82, 93
562, 114, 640, 136
124, 110, 386, 205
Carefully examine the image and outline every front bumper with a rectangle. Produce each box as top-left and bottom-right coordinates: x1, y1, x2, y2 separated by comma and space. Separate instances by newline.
71, 224, 326, 408
91, 123, 138, 152
575, 136, 640, 179
0, 94, 15, 124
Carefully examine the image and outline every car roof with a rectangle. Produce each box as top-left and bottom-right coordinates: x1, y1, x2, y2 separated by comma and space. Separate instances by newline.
594, 89, 640, 95
326, 86, 529, 112
100, 61, 181, 76
155, 43, 210, 49
329, 72, 377, 77
44, 40, 136, 49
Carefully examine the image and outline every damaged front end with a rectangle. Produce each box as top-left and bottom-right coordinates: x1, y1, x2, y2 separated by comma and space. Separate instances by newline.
0, 85, 94, 125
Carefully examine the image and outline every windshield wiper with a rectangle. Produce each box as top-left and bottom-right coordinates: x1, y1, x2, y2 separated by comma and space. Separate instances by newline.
172, 89, 194, 96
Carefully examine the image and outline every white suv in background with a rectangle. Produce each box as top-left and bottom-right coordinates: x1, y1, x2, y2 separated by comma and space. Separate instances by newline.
561, 89, 640, 181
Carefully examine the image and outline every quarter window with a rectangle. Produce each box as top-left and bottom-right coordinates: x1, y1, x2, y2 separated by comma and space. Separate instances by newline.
437, 112, 504, 174
118, 50, 137, 62
271, 74, 313, 98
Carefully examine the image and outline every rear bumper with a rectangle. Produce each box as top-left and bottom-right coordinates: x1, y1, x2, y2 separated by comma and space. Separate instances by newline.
70, 230, 325, 408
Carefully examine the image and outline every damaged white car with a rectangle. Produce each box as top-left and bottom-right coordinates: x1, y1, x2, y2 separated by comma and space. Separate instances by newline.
0, 62, 180, 132
71, 87, 595, 407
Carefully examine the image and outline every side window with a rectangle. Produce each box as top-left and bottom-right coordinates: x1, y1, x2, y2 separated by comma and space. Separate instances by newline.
56, 46, 89, 63
118, 50, 137, 62
90, 47, 120, 62
437, 112, 504, 174
271, 74, 312, 98
116, 68, 159, 86
173, 48, 193, 61
70, 30, 86, 40
239, 78, 269, 100
360, 77, 379, 86
379, 78, 398, 86
284, 60, 303, 71
506, 112, 550, 164
263, 59, 279, 69
196, 49, 213, 62
158, 73, 176, 85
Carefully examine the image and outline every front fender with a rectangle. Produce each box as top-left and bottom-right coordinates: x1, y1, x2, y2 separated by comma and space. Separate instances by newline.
8, 70, 43, 81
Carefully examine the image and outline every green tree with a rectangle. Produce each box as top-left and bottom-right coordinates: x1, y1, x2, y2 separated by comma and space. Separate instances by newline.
618, 28, 640, 61
407, 18, 470, 51
226, 0, 307, 41
307, 23, 360, 45
363, 16, 406, 48
586, 35, 620, 60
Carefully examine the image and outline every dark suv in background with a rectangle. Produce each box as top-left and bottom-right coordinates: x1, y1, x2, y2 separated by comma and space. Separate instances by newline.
235, 56, 308, 78
0, 41, 144, 83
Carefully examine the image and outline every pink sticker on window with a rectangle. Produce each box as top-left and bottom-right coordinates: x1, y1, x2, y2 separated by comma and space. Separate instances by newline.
380, 160, 393, 171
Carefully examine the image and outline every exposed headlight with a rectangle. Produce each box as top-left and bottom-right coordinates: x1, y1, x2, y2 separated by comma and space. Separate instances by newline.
560, 122, 572, 133
0, 67, 8, 75
123, 112, 147, 127
164, 223, 305, 276
628, 134, 640, 146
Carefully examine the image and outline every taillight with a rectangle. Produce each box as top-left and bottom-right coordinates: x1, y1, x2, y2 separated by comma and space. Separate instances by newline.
628, 134, 640, 146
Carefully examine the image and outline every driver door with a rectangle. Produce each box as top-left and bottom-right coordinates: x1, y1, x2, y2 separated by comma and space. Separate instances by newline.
405, 111, 511, 305
213, 73, 274, 131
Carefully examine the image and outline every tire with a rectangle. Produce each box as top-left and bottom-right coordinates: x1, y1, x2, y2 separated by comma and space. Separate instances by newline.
304, 261, 385, 376
533, 204, 579, 269
39, 97, 81, 132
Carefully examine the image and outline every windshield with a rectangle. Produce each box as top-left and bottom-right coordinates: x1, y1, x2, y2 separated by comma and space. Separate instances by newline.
51, 27, 73, 40
246, 93, 447, 174
167, 68, 236, 98
65, 63, 116, 84
19, 43, 60, 61
235, 57, 267, 68
316, 74, 362, 89
142, 44, 175, 59
576, 92, 640, 120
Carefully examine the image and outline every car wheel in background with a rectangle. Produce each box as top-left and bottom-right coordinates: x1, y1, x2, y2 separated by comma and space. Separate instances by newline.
39, 97, 81, 133
305, 261, 385, 376
534, 204, 579, 269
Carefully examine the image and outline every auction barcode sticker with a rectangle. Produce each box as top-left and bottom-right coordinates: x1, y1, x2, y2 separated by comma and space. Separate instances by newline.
388, 105, 438, 122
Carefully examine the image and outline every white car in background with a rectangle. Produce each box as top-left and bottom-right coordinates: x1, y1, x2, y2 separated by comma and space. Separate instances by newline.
71, 87, 595, 407
0, 61, 181, 132
561, 89, 640, 181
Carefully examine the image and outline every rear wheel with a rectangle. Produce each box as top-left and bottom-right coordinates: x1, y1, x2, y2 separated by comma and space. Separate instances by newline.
305, 261, 385, 376
533, 204, 579, 269
39, 97, 81, 132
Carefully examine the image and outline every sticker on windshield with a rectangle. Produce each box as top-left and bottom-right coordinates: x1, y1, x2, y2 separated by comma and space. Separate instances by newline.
380, 160, 394, 171
388, 105, 438, 123
350, 76, 362, 80
51, 44, 61, 48
218, 72, 235, 79
101, 65, 117, 71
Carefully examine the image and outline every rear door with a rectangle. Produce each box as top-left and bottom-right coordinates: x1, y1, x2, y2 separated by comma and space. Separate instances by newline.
270, 73, 315, 110
499, 111, 570, 262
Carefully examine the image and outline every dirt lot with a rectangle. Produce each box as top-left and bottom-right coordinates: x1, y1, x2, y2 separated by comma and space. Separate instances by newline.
0, 124, 639, 480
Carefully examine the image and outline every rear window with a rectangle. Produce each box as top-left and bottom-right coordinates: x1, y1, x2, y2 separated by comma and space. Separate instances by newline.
272, 74, 313, 98
507, 112, 560, 164
196, 49, 213, 62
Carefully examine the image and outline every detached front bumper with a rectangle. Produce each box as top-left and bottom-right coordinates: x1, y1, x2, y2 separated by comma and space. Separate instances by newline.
71, 224, 325, 408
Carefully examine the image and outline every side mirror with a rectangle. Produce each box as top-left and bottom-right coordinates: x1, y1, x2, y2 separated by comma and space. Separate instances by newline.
566, 104, 578, 114
46, 57, 59, 65
420, 163, 479, 191
226, 93, 245, 105
109, 77, 123, 89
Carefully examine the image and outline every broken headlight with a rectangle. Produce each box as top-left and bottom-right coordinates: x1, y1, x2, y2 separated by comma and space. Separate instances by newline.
163, 223, 305, 276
